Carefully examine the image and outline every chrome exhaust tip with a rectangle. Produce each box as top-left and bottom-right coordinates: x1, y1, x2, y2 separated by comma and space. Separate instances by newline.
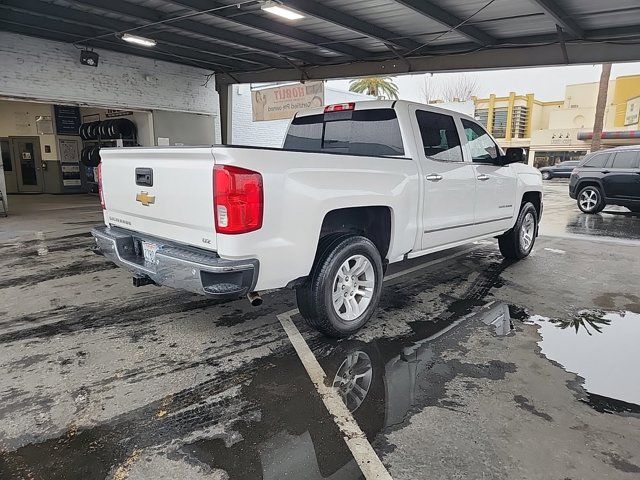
247, 291, 262, 307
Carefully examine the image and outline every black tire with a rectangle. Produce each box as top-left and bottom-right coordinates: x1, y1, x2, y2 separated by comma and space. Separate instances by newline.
542, 171, 552, 180
296, 235, 383, 338
498, 202, 538, 260
577, 185, 605, 214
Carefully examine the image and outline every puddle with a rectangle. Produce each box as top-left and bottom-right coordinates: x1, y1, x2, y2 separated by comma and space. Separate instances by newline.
528, 310, 640, 413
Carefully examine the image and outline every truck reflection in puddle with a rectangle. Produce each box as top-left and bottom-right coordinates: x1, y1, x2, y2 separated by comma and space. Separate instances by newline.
183, 301, 516, 479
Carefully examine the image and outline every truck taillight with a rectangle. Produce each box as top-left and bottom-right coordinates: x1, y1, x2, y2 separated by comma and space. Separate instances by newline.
213, 165, 263, 234
97, 163, 105, 209
324, 102, 355, 113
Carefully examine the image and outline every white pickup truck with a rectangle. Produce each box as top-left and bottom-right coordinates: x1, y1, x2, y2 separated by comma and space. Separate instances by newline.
92, 100, 542, 337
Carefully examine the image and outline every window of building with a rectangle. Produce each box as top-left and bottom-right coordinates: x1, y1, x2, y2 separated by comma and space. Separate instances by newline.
492, 108, 508, 138
511, 106, 529, 139
611, 151, 639, 169
283, 108, 404, 156
462, 119, 500, 163
533, 150, 588, 168
475, 109, 489, 128
583, 153, 610, 168
415, 110, 463, 162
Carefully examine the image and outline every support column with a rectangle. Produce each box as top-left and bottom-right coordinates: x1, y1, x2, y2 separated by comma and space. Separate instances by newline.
505, 92, 516, 142
215, 78, 234, 145
525, 93, 535, 138
487, 94, 496, 134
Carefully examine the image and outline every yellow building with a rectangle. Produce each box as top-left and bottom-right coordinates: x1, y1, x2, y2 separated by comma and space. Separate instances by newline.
473, 74, 640, 167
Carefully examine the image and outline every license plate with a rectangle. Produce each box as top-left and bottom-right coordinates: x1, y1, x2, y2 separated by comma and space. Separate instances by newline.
141, 241, 158, 263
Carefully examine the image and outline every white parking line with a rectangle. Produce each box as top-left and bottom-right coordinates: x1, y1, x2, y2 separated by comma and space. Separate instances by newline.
277, 245, 480, 479
277, 309, 393, 480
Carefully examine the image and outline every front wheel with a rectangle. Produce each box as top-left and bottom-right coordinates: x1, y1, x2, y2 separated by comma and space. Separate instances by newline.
498, 202, 538, 260
296, 236, 383, 338
542, 171, 552, 180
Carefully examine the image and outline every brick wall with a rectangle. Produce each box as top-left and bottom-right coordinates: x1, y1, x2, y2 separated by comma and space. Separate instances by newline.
0, 32, 219, 115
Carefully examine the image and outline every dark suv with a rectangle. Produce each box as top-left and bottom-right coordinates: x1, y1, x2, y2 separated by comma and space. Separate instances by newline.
569, 146, 640, 214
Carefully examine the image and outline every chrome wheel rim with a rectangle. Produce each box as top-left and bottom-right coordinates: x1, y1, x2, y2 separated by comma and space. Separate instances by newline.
332, 351, 373, 412
542, 172, 550, 180
579, 189, 598, 211
332, 254, 375, 321
519, 212, 535, 251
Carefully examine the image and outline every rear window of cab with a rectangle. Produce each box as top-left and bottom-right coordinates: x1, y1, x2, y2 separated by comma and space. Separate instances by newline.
283, 108, 405, 157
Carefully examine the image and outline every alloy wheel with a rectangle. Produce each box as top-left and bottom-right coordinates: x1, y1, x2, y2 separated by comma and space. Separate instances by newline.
519, 212, 535, 251
332, 254, 375, 321
579, 188, 599, 212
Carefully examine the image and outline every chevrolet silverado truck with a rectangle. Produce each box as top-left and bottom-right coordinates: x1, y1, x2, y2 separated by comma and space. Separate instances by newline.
92, 100, 542, 337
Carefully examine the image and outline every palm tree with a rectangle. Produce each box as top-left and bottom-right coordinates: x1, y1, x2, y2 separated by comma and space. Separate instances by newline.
349, 76, 399, 100
591, 63, 612, 152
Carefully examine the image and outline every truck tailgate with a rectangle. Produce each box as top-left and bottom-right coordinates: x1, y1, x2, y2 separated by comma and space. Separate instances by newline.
100, 147, 217, 251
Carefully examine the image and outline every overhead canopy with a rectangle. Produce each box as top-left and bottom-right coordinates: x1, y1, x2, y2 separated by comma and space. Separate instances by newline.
2, 0, 640, 84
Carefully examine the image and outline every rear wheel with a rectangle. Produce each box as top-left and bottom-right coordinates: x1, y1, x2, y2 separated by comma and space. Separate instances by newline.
296, 236, 383, 338
577, 185, 605, 214
498, 202, 538, 260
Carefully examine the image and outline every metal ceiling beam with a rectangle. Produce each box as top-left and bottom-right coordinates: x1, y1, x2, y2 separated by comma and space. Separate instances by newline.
392, 0, 496, 46
529, 0, 584, 38
215, 25, 640, 83
64, 0, 326, 64
4, 0, 325, 66
282, 0, 424, 52
164, 0, 370, 59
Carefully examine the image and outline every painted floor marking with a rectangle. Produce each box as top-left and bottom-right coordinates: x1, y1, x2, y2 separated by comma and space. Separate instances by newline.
277, 245, 480, 479
277, 309, 393, 480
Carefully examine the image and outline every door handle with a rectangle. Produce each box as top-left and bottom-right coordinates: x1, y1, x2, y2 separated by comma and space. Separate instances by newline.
477, 174, 490, 181
425, 174, 443, 182
601, 170, 610, 174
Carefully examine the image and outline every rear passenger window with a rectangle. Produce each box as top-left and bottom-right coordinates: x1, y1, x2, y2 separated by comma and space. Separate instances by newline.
416, 110, 463, 162
611, 151, 639, 169
584, 153, 609, 168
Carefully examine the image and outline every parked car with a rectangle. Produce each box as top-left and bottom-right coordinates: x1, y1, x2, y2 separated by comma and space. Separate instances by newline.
538, 160, 581, 180
92, 100, 543, 337
569, 146, 640, 214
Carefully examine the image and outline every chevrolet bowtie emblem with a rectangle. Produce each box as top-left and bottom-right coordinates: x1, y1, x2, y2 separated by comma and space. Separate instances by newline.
136, 191, 155, 206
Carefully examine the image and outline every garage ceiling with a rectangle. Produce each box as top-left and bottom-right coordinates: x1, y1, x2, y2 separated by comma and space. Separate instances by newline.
2, 0, 640, 83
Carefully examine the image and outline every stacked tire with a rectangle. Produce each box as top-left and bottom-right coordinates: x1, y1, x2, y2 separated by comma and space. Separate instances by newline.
79, 118, 137, 140
79, 118, 137, 167
81, 145, 101, 167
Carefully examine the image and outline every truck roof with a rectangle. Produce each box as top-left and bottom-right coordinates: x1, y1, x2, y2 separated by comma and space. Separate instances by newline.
295, 99, 478, 123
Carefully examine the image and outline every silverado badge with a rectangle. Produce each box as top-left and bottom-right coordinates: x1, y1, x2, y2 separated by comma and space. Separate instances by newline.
136, 191, 155, 206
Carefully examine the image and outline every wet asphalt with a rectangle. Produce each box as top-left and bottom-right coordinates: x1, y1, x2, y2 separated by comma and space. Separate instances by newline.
1, 181, 639, 480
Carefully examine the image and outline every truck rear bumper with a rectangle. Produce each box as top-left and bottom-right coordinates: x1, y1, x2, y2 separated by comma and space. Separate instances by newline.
91, 226, 258, 299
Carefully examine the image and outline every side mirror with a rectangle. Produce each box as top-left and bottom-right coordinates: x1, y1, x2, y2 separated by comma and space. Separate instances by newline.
502, 148, 527, 165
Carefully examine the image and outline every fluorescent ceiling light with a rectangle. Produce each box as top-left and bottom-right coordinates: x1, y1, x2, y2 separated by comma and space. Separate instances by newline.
121, 33, 157, 47
261, 2, 304, 20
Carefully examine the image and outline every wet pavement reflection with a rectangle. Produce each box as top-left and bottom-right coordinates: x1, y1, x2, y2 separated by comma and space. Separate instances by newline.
540, 181, 640, 242
529, 310, 640, 414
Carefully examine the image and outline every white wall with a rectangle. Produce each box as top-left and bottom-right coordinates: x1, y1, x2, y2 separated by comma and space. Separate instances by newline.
0, 32, 219, 116
231, 84, 374, 147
